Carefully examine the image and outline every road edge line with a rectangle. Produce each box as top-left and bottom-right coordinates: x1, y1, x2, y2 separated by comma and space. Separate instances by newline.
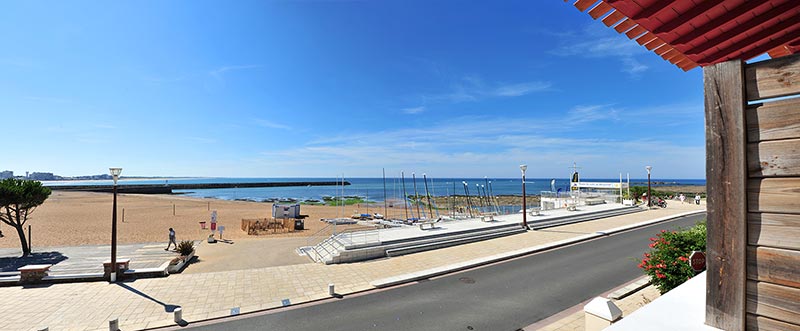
371, 210, 706, 288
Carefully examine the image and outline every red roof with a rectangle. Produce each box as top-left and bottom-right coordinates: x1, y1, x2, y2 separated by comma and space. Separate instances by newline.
567, 0, 800, 71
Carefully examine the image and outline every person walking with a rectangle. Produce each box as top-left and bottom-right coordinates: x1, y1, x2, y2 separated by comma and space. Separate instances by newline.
680, 194, 686, 204
695, 194, 701, 205
165, 228, 177, 251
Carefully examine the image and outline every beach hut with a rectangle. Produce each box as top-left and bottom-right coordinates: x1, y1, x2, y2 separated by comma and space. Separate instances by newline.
566, 1, 800, 330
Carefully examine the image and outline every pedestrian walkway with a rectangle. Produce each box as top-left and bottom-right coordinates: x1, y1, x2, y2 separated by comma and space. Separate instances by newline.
0, 203, 705, 331
0, 243, 179, 276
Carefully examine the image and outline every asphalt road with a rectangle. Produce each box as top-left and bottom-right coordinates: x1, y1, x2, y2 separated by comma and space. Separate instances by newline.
185, 213, 706, 331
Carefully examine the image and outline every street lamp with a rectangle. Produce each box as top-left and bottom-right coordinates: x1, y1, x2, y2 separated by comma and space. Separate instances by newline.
109, 167, 122, 282
645, 166, 652, 209
520, 165, 528, 229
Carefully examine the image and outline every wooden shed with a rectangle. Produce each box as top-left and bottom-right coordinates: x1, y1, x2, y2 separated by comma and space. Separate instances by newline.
565, 1, 800, 330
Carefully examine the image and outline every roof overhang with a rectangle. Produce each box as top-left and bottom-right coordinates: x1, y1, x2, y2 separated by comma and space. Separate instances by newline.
567, 0, 800, 71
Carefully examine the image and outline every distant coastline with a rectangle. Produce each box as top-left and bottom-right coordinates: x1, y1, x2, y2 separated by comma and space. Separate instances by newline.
39, 177, 705, 203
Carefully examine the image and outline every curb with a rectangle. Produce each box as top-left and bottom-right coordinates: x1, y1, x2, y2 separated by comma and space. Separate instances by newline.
371, 210, 706, 288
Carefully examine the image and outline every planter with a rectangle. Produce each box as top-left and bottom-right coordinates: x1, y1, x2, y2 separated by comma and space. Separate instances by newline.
168, 250, 195, 274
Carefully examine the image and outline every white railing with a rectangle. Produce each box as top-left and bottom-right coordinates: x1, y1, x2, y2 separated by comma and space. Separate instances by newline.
334, 229, 380, 247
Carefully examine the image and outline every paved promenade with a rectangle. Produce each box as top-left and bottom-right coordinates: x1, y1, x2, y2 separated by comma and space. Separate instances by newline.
0, 202, 704, 331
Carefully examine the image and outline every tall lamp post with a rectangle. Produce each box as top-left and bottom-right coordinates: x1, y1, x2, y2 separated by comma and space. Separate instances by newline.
645, 166, 652, 209
109, 167, 122, 282
520, 164, 528, 229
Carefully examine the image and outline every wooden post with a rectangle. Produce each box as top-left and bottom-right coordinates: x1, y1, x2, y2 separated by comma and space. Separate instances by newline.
703, 59, 747, 330
173, 203, 176, 216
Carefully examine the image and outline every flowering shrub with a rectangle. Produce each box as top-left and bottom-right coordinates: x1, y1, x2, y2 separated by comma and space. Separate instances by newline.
638, 222, 706, 294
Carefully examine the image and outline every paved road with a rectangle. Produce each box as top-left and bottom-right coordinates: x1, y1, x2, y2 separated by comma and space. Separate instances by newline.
184, 213, 706, 331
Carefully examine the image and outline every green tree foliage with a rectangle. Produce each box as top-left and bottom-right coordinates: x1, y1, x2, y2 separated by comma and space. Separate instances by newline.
638, 221, 706, 294
0, 179, 52, 256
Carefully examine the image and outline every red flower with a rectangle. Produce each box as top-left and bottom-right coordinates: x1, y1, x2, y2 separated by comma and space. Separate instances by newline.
678, 256, 689, 262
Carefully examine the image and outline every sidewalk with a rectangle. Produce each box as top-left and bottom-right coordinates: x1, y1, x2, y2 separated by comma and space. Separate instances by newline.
0, 203, 705, 331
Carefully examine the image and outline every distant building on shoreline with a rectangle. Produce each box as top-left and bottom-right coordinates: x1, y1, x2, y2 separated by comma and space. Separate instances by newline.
30, 172, 60, 181
0, 170, 12, 179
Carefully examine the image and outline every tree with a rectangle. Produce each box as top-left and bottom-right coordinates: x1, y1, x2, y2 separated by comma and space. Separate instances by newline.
0, 179, 51, 256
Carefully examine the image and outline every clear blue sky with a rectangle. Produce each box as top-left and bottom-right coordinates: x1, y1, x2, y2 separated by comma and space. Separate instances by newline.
1, 0, 706, 179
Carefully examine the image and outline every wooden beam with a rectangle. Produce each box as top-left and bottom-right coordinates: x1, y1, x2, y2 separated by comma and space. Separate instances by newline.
745, 53, 800, 101
746, 313, 800, 331
746, 246, 800, 288
747, 139, 800, 177
746, 281, 800, 326
746, 98, 800, 143
748, 178, 800, 214
704, 59, 747, 330
748, 213, 800, 250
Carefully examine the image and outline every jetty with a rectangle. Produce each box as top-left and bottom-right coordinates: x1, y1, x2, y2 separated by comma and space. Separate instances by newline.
48, 181, 349, 194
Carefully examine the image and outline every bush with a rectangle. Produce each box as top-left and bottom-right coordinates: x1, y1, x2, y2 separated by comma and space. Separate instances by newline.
638, 221, 706, 294
177, 240, 195, 256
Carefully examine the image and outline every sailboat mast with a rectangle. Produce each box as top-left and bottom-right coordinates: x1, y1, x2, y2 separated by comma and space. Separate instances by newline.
412, 173, 423, 219
423, 173, 434, 218
463, 181, 473, 218
382, 168, 388, 217
401, 171, 409, 220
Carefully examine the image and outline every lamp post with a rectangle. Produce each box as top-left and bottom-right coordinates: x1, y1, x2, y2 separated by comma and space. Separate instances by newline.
109, 167, 122, 282
645, 166, 652, 209
520, 165, 528, 229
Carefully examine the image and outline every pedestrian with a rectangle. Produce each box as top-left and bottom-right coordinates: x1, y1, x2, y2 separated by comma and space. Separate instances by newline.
680, 194, 686, 204
165, 227, 177, 251
695, 194, 701, 205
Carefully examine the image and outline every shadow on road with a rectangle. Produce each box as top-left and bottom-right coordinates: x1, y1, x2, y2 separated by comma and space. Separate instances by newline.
0, 251, 69, 272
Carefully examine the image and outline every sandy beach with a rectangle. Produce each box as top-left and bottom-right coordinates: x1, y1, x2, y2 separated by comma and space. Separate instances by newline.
0, 186, 705, 250
0, 191, 379, 249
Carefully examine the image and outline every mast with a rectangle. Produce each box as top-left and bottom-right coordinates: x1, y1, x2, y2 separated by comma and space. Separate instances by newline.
463, 181, 473, 218
401, 171, 409, 220
412, 173, 422, 219
423, 173, 434, 218
452, 181, 456, 218
484, 177, 490, 207
382, 168, 388, 216
476, 184, 483, 208
488, 180, 499, 214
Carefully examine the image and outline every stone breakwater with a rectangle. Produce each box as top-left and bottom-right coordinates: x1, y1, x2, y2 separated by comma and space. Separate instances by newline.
48, 181, 350, 194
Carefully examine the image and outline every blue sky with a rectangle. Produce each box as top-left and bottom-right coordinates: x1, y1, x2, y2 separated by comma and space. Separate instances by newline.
1, 1, 706, 179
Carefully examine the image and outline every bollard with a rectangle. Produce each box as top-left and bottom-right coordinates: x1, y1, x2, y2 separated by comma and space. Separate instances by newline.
174, 307, 183, 324
584, 297, 622, 331
328, 283, 335, 296
109, 318, 119, 331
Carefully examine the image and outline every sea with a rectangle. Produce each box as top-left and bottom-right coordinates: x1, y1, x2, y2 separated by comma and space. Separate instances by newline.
44, 177, 706, 202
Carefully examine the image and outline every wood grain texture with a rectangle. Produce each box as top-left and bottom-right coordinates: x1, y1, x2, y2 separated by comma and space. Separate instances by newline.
746, 98, 800, 142
747, 139, 800, 177
746, 246, 800, 288
748, 178, 800, 214
747, 313, 800, 331
746, 281, 800, 326
704, 60, 748, 330
745, 53, 800, 101
748, 213, 800, 250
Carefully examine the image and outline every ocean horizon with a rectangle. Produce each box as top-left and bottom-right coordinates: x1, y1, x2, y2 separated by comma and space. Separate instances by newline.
43, 177, 706, 202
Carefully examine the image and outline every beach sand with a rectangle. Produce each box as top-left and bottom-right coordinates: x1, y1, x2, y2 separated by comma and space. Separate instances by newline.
0, 191, 382, 249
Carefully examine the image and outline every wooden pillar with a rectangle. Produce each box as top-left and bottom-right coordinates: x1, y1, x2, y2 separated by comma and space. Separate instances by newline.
703, 59, 747, 330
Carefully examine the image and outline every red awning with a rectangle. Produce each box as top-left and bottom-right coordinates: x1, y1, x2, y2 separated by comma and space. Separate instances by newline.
567, 0, 800, 71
